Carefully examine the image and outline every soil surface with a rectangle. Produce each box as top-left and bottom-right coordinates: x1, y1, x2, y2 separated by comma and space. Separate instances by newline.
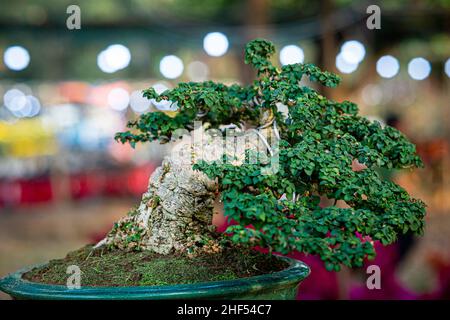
23, 245, 288, 287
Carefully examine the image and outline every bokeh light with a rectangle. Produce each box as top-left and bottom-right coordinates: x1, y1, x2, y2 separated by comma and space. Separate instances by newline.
335, 52, 358, 74
3, 46, 30, 71
97, 51, 115, 73
25, 96, 41, 117
12, 95, 40, 118
445, 58, 450, 78
279, 45, 304, 65
130, 90, 151, 113
376, 55, 400, 78
203, 32, 229, 57
4, 88, 26, 111
97, 44, 131, 73
408, 57, 431, 80
107, 87, 130, 111
3, 88, 41, 118
340, 40, 366, 64
159, 55, 184, 79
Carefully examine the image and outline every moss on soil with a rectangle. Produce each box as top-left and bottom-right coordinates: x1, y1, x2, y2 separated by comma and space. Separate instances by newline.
23, 245, 288, 287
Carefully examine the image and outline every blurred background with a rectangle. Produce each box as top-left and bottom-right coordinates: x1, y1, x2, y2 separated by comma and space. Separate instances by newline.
0, 0, 449, 300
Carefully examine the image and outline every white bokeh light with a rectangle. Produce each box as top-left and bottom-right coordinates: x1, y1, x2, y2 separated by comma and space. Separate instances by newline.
444, 58, 450, 78
4, 88, 26, 111
97, 44, 131, 73
279, 45, 304, 66
3, 88, 41, 117
376, 55, 400, 78
107, 88, 130, 111
130, 90, 151, 113
25, 96, 41, 117
105, 44, 131, 70
97, 51, 115, 73
4, 46, 30, 71
203, 32, 229, 57
408, 57, 431, 80
15, 96, 40, 118
335, 52, 359, 74
159, 55, 184, 79
340, 40, 366, 64
187, 61, 209, 81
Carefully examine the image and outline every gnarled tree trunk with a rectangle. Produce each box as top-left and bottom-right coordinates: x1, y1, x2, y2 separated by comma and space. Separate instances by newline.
99, 136, 220, 254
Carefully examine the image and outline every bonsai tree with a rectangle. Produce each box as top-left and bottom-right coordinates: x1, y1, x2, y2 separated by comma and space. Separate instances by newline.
101, 39, 426, 272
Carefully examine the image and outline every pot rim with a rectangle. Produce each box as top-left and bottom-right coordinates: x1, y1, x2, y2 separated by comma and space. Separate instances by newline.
0, 255, 310, 300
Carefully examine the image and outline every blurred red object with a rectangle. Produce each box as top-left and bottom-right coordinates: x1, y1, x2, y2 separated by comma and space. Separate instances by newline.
0, 177, 53, 208
103, 171, 127, 196
101, 164, 155, 197
70, 163, 156, 200
292, 253, 340, 300
19, 177, 53, 204
69, 171, 104, 200
126, 164, 155, 196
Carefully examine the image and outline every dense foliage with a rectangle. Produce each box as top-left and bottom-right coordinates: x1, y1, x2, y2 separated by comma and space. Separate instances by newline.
116, 39, 426, 271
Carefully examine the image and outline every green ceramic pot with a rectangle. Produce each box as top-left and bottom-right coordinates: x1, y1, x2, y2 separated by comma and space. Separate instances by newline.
0, 256, 309, 300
